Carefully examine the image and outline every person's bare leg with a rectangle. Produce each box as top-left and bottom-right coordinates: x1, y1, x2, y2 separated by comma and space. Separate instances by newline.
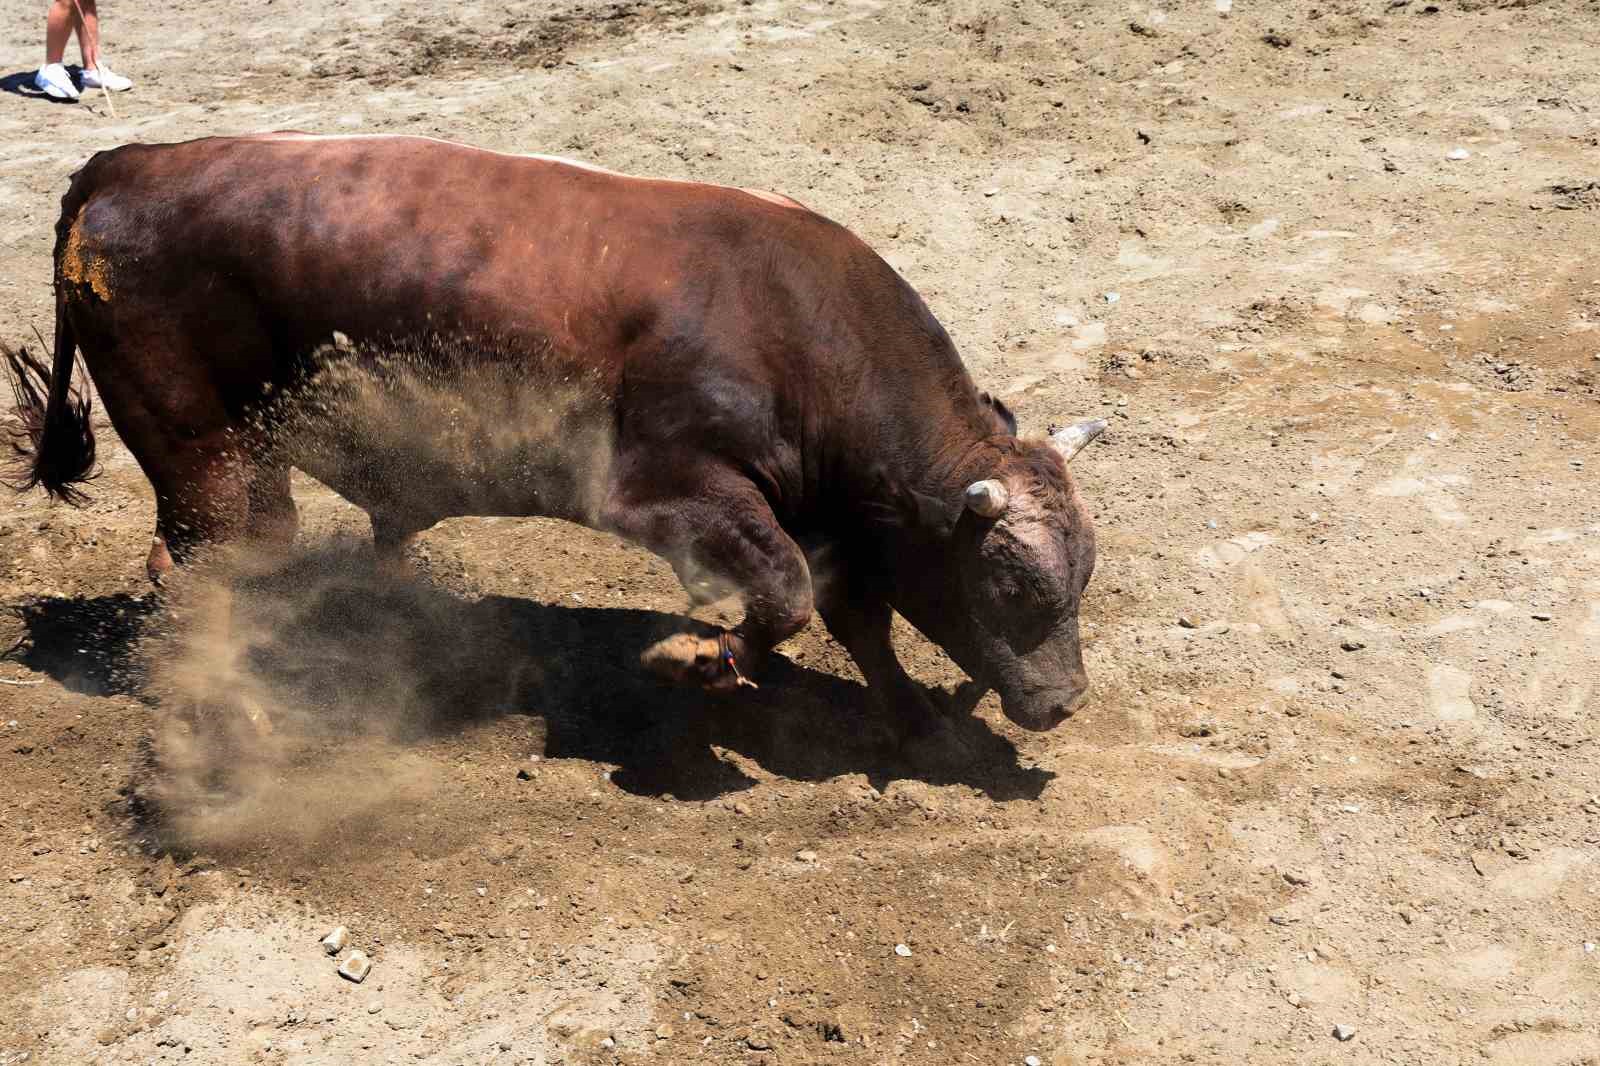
74, 0, 100, 71
44, 0, 73, 64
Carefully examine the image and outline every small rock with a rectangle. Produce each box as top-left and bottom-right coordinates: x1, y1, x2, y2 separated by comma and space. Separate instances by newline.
516, 768, 533, 781
1332, 1023, 1356, 1041
1026, 1057, 1043, 1066
1104, 291, 1121, 304
1314, 942, 1336, 960
1340, 639, 1366, 652
746, 1035, 773, 1050
1287, 991, 1302, 1007
983, 187, 999, 197
655, 1024, 674, 1039
1584, 942, 1595, 954
894, 943, 913, 957
1447, 148, 1471, 160
796, 849, 819, 863
338, 951, 372, 983
1532, 612, 1552, 621
600, 1036, 616, 1049
1282, 870, 1312, 886
321, 926, 349, 956
1177, 615, 1198, 629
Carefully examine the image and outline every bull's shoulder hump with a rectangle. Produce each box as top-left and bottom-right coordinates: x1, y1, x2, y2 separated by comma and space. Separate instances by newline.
235, 133, 811, 212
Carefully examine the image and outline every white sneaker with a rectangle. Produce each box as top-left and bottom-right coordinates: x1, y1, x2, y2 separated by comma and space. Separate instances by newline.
34, 63, 80, 101
80, 65, 132, 92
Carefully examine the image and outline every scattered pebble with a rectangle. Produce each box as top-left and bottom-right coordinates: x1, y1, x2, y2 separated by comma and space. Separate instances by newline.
1585, 942, 1595, 954
321, 926, 348, 956
1287, 991, 1302, 1007
338, 951, 372, 983
1532, 612, 1552, 621
600, 1036, 616, 1049
1282, 869, 1312, 886
1340, 639, 1366, 652
894, 943, 913, 957
1177, 615, 1198, 629
1332, 1023, 1356, 1042
1026, 1056, 1044, 1066
1447, 148, 1471, 160
1103, 291, 1121, 304
983, 187, 999, 197
796, 849, 819, 863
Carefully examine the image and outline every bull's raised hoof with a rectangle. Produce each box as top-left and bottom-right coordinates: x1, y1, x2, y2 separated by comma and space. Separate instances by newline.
640, 630, 758, 693
3, 133, 1109, 749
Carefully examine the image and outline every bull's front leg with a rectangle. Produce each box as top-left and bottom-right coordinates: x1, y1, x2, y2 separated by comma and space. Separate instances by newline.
605, 469, 813, 691
814, 563, 941, 745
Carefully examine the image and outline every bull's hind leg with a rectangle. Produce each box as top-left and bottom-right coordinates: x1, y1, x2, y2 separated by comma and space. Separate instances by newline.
145, 448, 277, 737
604, 466, 813, 691
246, 463, 299, 557
370, 511, 428, 583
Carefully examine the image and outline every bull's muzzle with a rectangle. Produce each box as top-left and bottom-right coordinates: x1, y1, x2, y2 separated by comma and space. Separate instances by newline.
999, 674, 1088, 732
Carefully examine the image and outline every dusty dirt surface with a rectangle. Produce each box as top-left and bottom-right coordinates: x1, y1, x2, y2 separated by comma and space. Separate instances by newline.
3, 1, 1600, 1063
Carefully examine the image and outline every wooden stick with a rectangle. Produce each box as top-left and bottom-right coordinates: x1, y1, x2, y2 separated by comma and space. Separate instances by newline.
67, 0, 116, 118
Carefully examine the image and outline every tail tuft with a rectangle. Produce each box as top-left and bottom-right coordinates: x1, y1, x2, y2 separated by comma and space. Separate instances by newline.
4, 340, 97, 504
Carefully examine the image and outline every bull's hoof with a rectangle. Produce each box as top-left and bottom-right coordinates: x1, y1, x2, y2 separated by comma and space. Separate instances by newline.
641, 632, 741, 692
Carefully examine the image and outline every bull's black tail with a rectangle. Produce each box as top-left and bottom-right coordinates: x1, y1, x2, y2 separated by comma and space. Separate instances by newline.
4, 299, 96, 505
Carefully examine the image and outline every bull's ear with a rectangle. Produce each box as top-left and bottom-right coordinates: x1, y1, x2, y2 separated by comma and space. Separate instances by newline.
979, 391, 1018, 436
863, 469, 958, 537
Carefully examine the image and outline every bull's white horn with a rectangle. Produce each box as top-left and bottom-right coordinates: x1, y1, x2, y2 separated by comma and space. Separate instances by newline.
964, 479, 1010, 518
1050, 418, 1108, 462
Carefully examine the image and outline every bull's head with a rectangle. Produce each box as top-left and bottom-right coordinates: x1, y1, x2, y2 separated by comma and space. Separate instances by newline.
897, 418, 1106, 731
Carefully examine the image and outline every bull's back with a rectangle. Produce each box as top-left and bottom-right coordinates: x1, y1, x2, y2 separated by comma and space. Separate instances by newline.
67, 135, 824, 364
56, 135, 866, 522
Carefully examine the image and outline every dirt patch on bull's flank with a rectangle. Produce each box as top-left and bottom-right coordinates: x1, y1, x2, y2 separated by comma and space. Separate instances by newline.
5, 0, 1600, 1063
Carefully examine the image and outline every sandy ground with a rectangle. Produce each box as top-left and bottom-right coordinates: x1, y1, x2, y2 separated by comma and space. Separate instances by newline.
3, 0, 1600, 1063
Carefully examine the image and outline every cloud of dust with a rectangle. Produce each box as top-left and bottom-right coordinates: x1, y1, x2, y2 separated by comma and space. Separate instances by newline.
135, 332, 627, 857
134, 548, 490, 858
258, 332, 618, 527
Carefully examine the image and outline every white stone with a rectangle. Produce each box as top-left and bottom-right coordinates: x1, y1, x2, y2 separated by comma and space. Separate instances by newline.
894, 943, 913, 957
321, 926, 348, 956
337, 951, 372, 983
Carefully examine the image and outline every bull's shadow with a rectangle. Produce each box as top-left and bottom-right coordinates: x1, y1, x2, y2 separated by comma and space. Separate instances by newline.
7, 548, 1052, 801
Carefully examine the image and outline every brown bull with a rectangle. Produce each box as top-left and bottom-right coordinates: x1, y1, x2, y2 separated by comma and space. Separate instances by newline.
5, 133, 1105, 737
